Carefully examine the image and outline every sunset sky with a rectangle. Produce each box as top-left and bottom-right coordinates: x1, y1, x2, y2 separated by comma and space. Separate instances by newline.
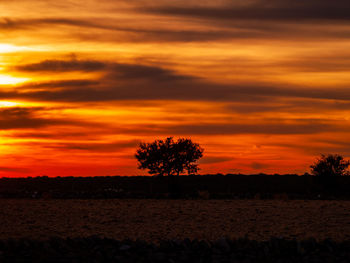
1, 0, 350, 177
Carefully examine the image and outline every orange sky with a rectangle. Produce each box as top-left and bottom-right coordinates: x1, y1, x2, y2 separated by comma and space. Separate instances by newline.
0, 0, 350, 177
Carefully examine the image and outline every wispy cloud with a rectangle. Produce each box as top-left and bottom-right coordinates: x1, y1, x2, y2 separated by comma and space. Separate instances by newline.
141, 0, 350, 21
8, 59, 350, 103
0, 107, 101, 130
0, 166, 31, 173
15, 59, 106, 72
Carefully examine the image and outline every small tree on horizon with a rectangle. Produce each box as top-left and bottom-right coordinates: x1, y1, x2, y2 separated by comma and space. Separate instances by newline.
310, 154, 350, 177
135, 137, 204, 176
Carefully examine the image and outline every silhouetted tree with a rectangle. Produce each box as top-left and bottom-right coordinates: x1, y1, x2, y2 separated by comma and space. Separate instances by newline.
135, 137, 204, 176
310, 154, 350, 194
310, 154, 350, 177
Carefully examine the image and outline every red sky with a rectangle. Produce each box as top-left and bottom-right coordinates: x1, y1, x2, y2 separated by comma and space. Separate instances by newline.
0, 0, 350, 177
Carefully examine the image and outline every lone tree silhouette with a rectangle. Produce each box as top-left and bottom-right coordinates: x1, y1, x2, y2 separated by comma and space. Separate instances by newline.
135, 137, 203, 176
310, 154, 350, 177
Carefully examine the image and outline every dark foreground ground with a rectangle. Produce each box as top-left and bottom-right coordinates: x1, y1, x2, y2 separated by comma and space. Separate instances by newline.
1, 199, 350, 242
1, 237, 350, 263
1, 199, 350, 262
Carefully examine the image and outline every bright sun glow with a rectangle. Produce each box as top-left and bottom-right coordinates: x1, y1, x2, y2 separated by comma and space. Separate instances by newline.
0, 74, 28, 85
0, 44, 33, 53
0, 101, 19, 107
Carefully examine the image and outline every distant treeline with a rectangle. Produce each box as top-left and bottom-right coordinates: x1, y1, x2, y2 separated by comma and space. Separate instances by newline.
0, 174, 350, 199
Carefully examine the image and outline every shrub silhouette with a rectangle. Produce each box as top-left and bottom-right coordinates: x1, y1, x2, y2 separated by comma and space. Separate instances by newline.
310, 154, 350, 177
135, 137, 203, 176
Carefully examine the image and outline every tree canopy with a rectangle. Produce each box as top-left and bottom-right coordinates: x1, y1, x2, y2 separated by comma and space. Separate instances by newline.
310, 154, 350, 177
135, 137, 204, 176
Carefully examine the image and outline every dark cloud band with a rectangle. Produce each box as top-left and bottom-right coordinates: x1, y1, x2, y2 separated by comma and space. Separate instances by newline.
9, 59, 350, 103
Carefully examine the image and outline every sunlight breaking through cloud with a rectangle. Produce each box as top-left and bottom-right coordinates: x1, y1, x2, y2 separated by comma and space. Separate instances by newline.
0, 74, 28, 85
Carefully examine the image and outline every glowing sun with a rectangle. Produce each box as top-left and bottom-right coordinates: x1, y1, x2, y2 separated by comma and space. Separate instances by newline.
0, 74, 28, 85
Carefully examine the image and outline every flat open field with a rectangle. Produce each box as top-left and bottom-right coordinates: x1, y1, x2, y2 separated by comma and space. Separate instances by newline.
1, 200, 350, 242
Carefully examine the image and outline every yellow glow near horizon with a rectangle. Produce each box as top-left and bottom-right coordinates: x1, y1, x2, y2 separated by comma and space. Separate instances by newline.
0, 101, 19, 107
0, 44, 35, 53
0, 74, 28, 85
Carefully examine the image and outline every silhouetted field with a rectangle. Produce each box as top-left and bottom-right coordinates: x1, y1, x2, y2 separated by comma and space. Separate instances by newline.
1, 182, 350, 262
1, 237, 350, 263
0, 174, 350, 199
1, 199, 350, 241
